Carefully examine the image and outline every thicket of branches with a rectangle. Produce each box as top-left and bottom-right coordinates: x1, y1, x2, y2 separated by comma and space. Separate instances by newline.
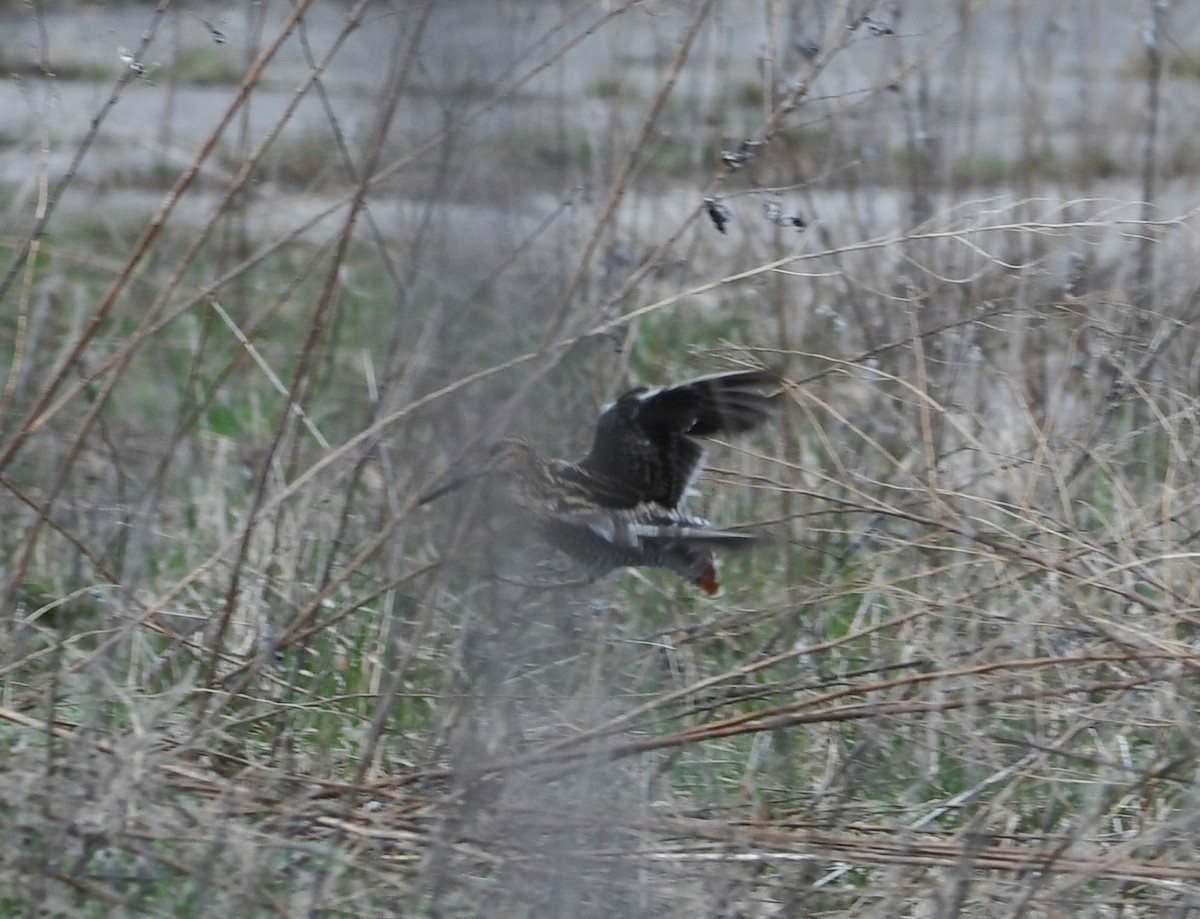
3, 0, 1200, 915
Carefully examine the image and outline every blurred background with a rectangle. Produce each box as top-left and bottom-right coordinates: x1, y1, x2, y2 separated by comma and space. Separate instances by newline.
3, 1, 1200, 915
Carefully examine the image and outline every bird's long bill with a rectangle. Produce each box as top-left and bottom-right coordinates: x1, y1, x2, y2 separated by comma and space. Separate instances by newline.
417, 471, 479, 506
629, 523, 761, 548
682, 530, 760, 549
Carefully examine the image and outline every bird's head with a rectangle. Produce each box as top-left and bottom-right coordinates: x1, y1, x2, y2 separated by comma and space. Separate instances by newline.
485, 437, 540, 478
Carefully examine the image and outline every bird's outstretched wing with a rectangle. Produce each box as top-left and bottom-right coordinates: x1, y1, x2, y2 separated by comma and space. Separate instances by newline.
579, 369, 778, 509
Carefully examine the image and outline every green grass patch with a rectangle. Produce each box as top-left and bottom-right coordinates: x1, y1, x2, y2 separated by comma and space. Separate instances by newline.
628, 309, 750, 381
586, 77, 626, 100
165, 47, 245, 87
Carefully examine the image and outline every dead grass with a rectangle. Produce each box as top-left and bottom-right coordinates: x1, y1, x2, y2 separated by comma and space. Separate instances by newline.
2, 0, 1200, 916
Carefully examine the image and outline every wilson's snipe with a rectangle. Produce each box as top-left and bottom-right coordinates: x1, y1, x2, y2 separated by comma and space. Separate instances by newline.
421, 369, 778, 594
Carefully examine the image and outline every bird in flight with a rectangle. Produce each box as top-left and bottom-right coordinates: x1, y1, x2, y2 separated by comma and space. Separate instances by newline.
421, 369, 778, 594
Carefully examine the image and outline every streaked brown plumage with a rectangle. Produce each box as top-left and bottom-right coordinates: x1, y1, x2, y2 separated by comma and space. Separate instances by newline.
421, 369, 778, 593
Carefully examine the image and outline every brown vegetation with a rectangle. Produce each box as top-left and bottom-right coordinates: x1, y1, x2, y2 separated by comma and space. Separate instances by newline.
3, 0, 1200, 915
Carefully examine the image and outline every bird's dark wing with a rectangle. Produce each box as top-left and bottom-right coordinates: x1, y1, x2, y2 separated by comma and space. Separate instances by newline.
579, 370, 778, 509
